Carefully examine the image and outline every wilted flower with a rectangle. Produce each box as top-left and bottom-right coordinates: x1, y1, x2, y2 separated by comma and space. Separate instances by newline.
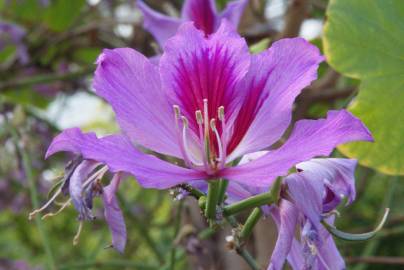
138, 0, 248, 47
268, 158, 358, 270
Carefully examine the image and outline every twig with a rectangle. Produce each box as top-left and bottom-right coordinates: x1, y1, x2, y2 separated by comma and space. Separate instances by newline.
0, 67, 94, 91
347, 256, 404, 265
278, 0, 310, 39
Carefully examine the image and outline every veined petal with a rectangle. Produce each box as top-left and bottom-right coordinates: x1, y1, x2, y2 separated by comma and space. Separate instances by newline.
297, 158, 357, 211
93, 48, 181, 158
181, 0, 217, 34
267, 199, 299, 270
103, 174, 127, 253
219, 0, 248, 28
69, 160, 100, 220
227, 38, 324, 161
315, 216, 346, 270
137, 0, 182, 47
221, 110, 372, 187
46, 128, 205, 189
160, 21, 250, 135
285, 171, 324, 230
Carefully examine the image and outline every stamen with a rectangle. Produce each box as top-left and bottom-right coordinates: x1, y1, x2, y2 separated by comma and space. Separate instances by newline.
218, 106, 225, 121
203, 99, 209, 136
181, 116, 203, 167
29, 188, 62, 220
195, 110, 203, 125
210, 119, 224, 165
218, 106, 227, 168
42, 199, 71, 220
173, 105, 181, 119
73, 221, 84, 245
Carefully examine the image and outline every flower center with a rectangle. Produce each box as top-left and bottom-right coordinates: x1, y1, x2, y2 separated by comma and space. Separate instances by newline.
173, 99, 227, 174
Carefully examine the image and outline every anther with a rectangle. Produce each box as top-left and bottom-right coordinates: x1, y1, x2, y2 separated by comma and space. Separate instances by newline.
210, 118, 217, 131
195, 110, 203, 125
173, 105, 181, 119
218, 106, 225, 121
181, 116, 189, 127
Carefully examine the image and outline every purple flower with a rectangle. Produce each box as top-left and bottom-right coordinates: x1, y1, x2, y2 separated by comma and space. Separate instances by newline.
0, 21, 29, 64
46, 21, 372, 192
137, 0, 248, 47
267, 158, 357, 269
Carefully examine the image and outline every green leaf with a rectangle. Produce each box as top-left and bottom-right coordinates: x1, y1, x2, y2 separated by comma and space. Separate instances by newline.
249, 38, 270, 54
44, 0, 86, 32
323, 0, 404, 175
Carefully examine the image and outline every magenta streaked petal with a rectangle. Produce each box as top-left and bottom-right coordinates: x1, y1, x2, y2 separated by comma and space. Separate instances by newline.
160, 21, 249, 135
221, 110, 373, 187
267, 199, 299, 270
227, 38, 324, 160
219, 0, 248, 28
103, 174, 127, 253
93, 48, 182, 158
181, 0, 217, 34
46, 128, 205, 189
297, 158, 357, 211
137, 0, 182, 47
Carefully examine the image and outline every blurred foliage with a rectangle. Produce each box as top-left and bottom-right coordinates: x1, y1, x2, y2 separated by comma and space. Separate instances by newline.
324, 0, 404, 175
0, 0, 403, 269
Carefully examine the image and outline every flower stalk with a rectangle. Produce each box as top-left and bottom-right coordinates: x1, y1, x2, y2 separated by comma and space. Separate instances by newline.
205, 180, 221, 222
240, 207, 263, 240
224, 178, 281, 216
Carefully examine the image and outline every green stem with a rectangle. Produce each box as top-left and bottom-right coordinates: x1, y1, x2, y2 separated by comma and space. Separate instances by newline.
236, 248, 260, 270
8, 125, 56, 270
205, 180, 220, 220
217, 179, 229, 204
225, 216, 260, 270
169, 201, 184, 270
0, 67, 94, 91
224, 178, 281, 216
178, 183, 205, 199
224, 192, 273, 216
240, 208, 262, 240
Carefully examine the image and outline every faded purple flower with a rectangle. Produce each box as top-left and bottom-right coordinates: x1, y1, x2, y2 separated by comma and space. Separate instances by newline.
46, 21, 372, 193
0, 21, 29, 64
267, 158, 358, 269
137, 0, 248, 47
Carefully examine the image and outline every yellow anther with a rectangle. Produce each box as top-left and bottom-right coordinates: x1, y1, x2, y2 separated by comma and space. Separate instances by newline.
218, 106, 225, 121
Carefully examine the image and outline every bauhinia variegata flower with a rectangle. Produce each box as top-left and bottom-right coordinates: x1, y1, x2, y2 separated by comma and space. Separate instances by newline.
35, 19, 374, 263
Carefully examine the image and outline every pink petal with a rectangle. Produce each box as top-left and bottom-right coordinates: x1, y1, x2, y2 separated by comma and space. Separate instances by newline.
93, 48, 182, 158
267, 199, 299, 270
221, 110, 373, 187
181, 0, 217, 34
227, 38, 324, 161
137, 0, 182, 47
46, 128, 205, 189
219, 0, 248, 28
160, 21, 250, 136
103, 174, 127, 253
